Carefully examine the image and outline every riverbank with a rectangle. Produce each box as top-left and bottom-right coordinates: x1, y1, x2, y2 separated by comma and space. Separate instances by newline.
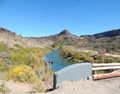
60, 46, 120, 63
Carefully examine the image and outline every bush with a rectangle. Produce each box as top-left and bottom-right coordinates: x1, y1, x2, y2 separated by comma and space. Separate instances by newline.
11, 47, 49, 66
0, 43, 9, 52
14, 44, 23, 49
0, 81, 10, 94
103, 56, 114, 63
8, 65, 37, 83
84, 56, 94, 63
61, 46, 76, 58
11, 48, 31, 65
0, 58, 9, 72
60, 46, 120, 63
31, 79, 46, 93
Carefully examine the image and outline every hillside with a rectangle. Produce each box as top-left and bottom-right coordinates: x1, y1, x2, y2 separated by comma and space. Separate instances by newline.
51, 29, 120, 54
83, 29, 120, 54
0, 27, 53, 48
0, 27, 120, 54
93, 29, 120, 38
30, 29, 78, 46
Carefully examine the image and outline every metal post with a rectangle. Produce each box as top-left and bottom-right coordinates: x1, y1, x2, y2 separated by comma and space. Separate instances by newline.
53, 74, 57, 89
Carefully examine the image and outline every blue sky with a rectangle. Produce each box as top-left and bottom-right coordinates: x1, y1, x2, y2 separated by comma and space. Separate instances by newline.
0, 0, 120, 37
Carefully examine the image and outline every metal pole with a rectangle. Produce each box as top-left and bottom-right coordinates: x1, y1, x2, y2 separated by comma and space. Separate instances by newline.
53, 74, 57, 89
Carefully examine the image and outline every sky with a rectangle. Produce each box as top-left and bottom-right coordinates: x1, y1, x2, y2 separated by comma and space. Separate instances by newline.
0, 0, 120, 37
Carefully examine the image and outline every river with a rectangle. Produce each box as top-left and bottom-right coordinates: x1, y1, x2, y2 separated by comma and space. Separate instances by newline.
44, 49, 75, 71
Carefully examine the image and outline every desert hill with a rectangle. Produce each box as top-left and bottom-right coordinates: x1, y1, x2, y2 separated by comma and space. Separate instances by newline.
93, 29, 120, 38
0, 27, 120, 54
0, 27, 53, 48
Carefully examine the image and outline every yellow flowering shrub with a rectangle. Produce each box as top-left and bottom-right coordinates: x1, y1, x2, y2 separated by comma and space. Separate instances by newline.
8, 65, 37, 83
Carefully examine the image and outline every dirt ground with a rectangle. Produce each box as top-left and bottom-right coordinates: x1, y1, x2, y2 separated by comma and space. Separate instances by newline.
45, 77, 120, 94
1, 77, 120, 94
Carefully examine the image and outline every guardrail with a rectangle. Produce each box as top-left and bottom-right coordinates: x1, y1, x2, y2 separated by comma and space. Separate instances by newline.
93, 63, 120, 67
92, 66, 120, 70
92, 63, 120, 80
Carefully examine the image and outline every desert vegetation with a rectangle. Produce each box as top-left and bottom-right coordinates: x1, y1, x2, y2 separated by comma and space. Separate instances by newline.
0, 81, 10, 94
0, 42, 53, 93
8, 65, 37, 83
60, 46, 120, 63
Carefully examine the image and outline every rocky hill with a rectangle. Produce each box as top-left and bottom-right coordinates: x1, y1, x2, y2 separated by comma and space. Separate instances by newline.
93, 29, 120, 38
0, 27, 53, 48
82, 29, 120, 54
49, 29, 120, 54
0, 27, 120, 54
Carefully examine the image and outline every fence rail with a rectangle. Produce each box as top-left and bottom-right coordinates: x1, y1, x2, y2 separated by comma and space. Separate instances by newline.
92, 63, 120, 80
92, 66, 120, 70
93, 63, 120, 67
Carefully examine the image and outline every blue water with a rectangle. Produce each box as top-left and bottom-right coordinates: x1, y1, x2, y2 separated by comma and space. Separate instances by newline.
44, 49, 74, 71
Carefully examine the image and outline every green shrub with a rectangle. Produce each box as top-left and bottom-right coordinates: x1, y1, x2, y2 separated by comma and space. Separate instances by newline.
30, 48, 53, 79
31, 79, 46, 93
11, 47, 49, 66
8, 65, 37, 83
60, 46, 120, 63
103, 56, 114, 63
84, 56, 94, 63
11, 48, 31, 65
0, 81, 10, 94
0, 59, 9, 72
14, 44, 23, 49
0, 43, 9, 52
61, 46, 76, 58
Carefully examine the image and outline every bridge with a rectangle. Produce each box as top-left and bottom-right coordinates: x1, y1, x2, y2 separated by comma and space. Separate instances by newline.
52, 63, 120, 89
